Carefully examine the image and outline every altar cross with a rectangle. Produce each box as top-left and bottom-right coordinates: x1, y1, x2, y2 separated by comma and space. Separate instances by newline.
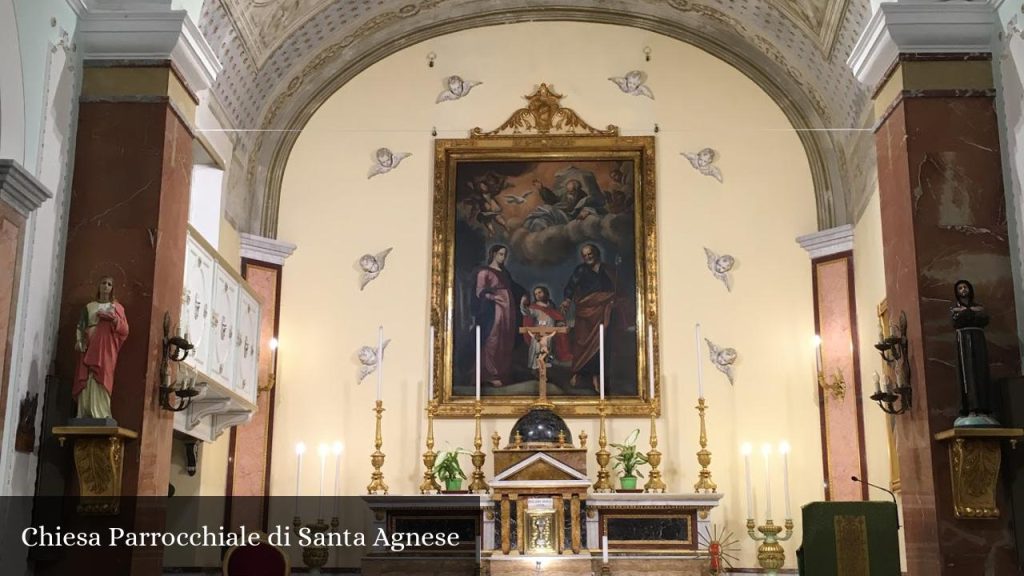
518, 325, 568, 407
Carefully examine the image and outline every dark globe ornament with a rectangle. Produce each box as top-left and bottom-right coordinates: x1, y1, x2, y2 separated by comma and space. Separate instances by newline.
510, 407, 573, 446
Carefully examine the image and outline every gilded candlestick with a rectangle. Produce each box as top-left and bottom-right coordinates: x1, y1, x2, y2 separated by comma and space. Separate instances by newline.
419, 400, 441, 494
469, 401, 489, 493
594, 401, 613, 492
746, 518, 794, 575
644, 399, 666, 493
693, 397, 717, 493
367, 400, 388, 495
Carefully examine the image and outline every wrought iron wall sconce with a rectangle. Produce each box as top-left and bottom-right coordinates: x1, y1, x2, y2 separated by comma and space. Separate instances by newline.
871, 311, 912, 415
813, 335, 846, 400
159, 312, 203, 412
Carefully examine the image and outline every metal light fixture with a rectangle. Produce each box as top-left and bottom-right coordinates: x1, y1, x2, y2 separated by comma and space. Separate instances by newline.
871, 311, 912, 415
158, 312, 203, 412
813, 335, 846, 400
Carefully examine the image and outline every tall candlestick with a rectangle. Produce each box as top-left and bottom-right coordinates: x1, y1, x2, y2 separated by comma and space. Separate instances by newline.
295, 442, 306, 514
318, 444, 328, 518
475, 325, 481, 401
696, 323, 703, 398
742, 443, 753, 518
599, 324, 605, 400
780, 442, 791, 519
602, 535, 609, 564
813, 335, 823, 374
377, 326, 384, 401
762, 444, 773, 518
428, 326, 435, 401
648, 324, 655, 399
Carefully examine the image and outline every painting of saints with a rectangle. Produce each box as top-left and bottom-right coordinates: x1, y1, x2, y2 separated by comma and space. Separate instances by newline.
561, 243, 616, 391
521, 285, 571, 374
472, 245, 528, 387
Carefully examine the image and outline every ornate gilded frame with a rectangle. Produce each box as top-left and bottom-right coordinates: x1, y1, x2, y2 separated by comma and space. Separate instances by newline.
428, 84, 659, 417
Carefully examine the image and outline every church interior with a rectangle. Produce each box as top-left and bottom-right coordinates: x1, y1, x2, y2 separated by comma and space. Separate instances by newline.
2, 0, 1024, 574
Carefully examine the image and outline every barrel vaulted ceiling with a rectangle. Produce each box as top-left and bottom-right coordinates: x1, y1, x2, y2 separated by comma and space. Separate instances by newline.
197, 0, 875, 236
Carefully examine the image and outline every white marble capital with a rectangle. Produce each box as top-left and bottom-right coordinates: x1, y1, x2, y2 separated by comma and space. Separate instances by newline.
69, 0, 221, 94
0, 160, 51, 217
848, 1, 998, 88
796, 224, 854, 260
239, 233, 298, 266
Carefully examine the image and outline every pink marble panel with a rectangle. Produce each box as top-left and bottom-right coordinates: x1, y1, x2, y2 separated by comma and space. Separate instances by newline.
815, 257, 866, 502
0, 207, 25, 446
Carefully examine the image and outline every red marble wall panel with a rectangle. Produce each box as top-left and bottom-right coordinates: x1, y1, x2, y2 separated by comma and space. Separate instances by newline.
876, 96, 1020, 576
0, 204, 26, 452
814, 255, 867, 502
227, 262, 280, 530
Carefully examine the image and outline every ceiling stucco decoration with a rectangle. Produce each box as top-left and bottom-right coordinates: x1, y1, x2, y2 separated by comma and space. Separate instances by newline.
198, 0, 875, 237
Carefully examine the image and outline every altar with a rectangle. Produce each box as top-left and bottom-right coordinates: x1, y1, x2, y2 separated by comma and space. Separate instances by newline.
362, 402, 722, 576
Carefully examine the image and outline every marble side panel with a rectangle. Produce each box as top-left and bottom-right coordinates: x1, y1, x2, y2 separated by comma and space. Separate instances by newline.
876, 96, 1021, 576
815, 256, 867, 502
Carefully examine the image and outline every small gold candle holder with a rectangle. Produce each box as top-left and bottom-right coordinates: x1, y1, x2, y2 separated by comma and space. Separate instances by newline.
746, 517, 794, 575
367, 400, 389, 495
419, 400, 441, 494
818, 368, 846, 400
293, 515, 339, 571
469, 400, 489, 493
693, 397, 717, 493
594, 400, 613, 492
644, 399, 666, 493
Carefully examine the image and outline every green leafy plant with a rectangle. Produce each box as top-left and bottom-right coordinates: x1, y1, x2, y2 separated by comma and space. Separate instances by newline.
434, 448, 470, 488
611, 429, 648, 478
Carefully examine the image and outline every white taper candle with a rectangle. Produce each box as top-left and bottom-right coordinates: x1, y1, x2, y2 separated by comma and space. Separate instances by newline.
475, 325, 481, 401
317, 444, 328, 517
599, 324, 605, 400
602, 535, 609, 564
377, 326, 384, 401
295, 442, 306, 514
742, 443, 753, 518
648, 324, 655, 399
428, 325, 435, 401
696, 323, 704, 398
814, 335, 823, 374
762, 444, 773, 518
780, 441, 791, 519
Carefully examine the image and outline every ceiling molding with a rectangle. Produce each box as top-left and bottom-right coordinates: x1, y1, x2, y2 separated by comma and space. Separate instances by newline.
796, 224, 854, 259
848, 0, 997, 88
0, 160, 52, 217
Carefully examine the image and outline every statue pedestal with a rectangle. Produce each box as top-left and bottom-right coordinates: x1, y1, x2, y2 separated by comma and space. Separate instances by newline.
52, 425, 138, 515
935, 427, 1024, 519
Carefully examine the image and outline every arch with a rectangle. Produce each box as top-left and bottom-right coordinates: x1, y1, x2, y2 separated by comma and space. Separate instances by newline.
0, 0, 26, 164
236, 7, 850, 236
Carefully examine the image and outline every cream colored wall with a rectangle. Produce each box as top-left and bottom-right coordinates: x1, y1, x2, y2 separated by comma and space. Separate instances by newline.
275, 22, 828, 569
852, 185, 908, 568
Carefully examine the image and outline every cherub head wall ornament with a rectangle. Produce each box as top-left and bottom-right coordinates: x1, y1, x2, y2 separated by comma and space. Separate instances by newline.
609, 70, 654, 99
682, 148, 723, 183
368, 147, 411, 179
359, 248, 393, 290
436, 75, 482, 103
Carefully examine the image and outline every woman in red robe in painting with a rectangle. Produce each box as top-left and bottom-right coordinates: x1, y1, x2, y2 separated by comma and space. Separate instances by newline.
73, 276, 129, 420
472, 245, 526, 387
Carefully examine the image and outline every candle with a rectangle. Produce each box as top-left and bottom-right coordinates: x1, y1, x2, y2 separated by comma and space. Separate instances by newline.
295, 442, 306, 514
742, 443, 753, 519
475, 325, 481, 401
377, 326, 384, 401
318, 444, 328, 517
872, 371, 882, 395
696, 324, 703, 398
648, 324, 655, 399
333, 442, 344, 517
428, 326, 435, 401
602, 535, 609, 564
813, 335, 823, 374
762, 444, 773, 519
780, 442, 791, 519
269, 337, 279, 372
599, 324, 605, 400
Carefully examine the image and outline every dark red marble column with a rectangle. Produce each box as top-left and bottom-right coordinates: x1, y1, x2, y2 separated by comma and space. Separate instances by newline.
37, 63, 194, 576
875, 55, 1021, 575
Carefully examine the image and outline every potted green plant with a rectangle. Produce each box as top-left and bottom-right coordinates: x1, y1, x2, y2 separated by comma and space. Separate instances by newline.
434, 448, 470, 492
611, 429, 648, 490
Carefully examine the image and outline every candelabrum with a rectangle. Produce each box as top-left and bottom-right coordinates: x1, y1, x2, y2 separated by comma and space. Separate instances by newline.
293, 515, 339, 573
817, 368, 846, 400
594, 400, 613, 493
420, 400, 441, 494
746, 518, 794, 575
469, 401, 489, 493
644, 399, 667, 493
693, 397, 717, 494
872, 310, 912, 415
367, 400, 389, 495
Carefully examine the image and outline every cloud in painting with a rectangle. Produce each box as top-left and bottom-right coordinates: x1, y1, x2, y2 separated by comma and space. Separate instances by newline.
508, 213, 633, 266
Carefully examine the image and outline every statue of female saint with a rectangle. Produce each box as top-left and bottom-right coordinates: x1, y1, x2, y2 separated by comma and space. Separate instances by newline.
73, 276, 129, 421
951, 279, 999, 427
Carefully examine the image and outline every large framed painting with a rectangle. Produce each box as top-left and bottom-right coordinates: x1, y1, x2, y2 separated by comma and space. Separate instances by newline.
429, 84, 659, 417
